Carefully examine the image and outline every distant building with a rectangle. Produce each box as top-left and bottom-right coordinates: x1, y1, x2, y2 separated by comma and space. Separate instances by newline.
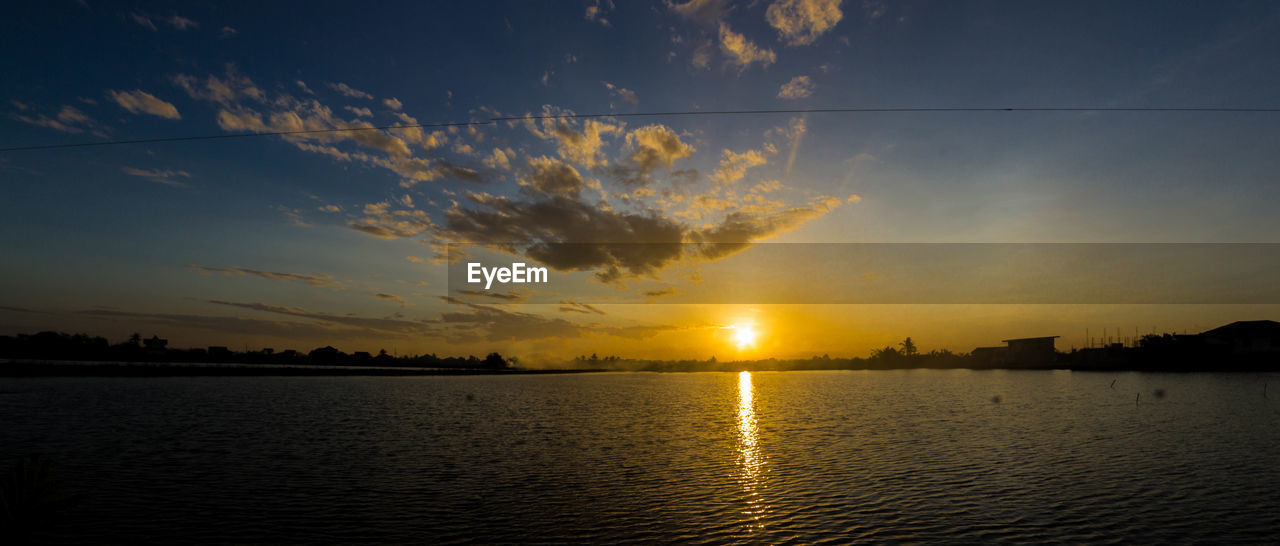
1003, 336, 1059, 363
142, 335, 168, 351
208, 346, 232, 359
972, 336, 1059, 367
1197, 320, 1280, 354
309, 345, 342, 362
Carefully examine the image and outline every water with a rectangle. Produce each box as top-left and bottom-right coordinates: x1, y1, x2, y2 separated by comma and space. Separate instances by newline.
2, 370, 1279, 543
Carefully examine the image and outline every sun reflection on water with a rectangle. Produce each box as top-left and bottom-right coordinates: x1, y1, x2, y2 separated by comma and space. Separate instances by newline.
736, 371, 767, 531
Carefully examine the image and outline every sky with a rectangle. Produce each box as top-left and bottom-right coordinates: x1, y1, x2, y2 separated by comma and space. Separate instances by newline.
2, 0, 1279, 363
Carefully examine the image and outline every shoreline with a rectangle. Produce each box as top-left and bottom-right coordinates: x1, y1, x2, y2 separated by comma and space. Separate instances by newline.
0, 359, 606, 377
2, 359, 1275, 377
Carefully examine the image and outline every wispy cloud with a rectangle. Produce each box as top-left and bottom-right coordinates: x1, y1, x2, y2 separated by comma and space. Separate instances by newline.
584, 0, 614, 26
373, 293, 406, 304
327, 82, 373, 99
777, 75, 815, 99
188, 264, 343, 288
559, 300, 606, 314
12, 104, 99, 134
718, 23, 776, 70
765, 0, 843, 46
668, 0, 732, 26
344, 105, 372, 117
108, 89, 181, 119
459, 289, 529, 302
603, 81, 639, 105
130, 11, 198, 31
121, 167, 191, 187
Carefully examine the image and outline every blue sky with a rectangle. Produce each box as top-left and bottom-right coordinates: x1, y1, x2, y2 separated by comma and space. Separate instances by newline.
2, 1, 1279, 360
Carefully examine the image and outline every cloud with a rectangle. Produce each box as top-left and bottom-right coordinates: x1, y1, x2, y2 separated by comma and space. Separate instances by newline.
383, 97, 403, 110
349, 202, 436, 239
443, 193, 687, 283
220, 26, 237, 38
777, 75, 815, 99
691, 196, 844, 259
166, 14, 198, 30
12, 105, 98, 134
710, 148, 768, 185
108, 89, 181, 120
327, 82, 373, 100
620, 124, 696, 178
130, 12, 197, 31
584, 0, 614, 26
78, 308, 378, 340
558, 300, 606, 314
522, 107, 624, 169
482, 147, 513, 171
179, 68, 484, 186
373, 293, 406, 304
459, 289, 529, 302
121, 166, 192, 187
765, 0, 843, 46
441, 117, 843, 284
690, 40, 714, 69
438, 299, 584, 342
207, 300, 437, 336
519, 156, 586, 198
768, 116, 807, 176
344, 105, 372, 117
668, 0, 731, 26
718, 23, 776, 70
603, 81, 639, 105
130, 12, 157, 31
443, 192, 845, 284
552, 119, 623, 168
642, 286, 679, 299
172, 66, 266, 105
188, 264, 343, 288
276, 206, 312, 227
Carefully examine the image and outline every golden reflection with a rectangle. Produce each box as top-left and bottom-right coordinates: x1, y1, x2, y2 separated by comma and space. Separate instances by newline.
736, 371, 767, 530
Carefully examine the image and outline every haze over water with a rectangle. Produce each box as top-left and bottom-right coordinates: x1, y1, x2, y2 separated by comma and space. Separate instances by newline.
4, 370, 1279, 543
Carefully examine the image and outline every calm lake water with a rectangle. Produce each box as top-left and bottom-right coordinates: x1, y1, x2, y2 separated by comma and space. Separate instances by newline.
3, 370, 1279, 543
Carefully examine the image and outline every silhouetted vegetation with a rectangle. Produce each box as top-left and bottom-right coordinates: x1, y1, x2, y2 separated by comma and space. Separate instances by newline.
0, 331, 513, 374
565, 323, 1278, 373
2, 320, 1277, 375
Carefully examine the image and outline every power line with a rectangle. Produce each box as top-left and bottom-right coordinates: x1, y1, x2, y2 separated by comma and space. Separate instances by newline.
495, 107, 1280, 120
0, 120, 489, 152
3, 106, 1279, 153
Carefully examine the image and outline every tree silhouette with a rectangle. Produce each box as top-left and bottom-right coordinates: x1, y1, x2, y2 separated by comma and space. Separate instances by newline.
483, 352, 507, 370
900, 337, 918, 356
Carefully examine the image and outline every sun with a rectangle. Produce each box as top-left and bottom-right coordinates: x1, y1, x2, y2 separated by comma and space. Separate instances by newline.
732, 324, 758, 350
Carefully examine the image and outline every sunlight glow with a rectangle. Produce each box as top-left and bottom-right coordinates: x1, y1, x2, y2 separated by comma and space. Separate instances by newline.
731, 324, 759, 350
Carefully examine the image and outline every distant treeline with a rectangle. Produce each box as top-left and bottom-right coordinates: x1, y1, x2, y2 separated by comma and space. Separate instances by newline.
574, 333, 1279, 373
575, 344, 972, 372
0, 331, 510, 370
3, 327, 1277, 374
